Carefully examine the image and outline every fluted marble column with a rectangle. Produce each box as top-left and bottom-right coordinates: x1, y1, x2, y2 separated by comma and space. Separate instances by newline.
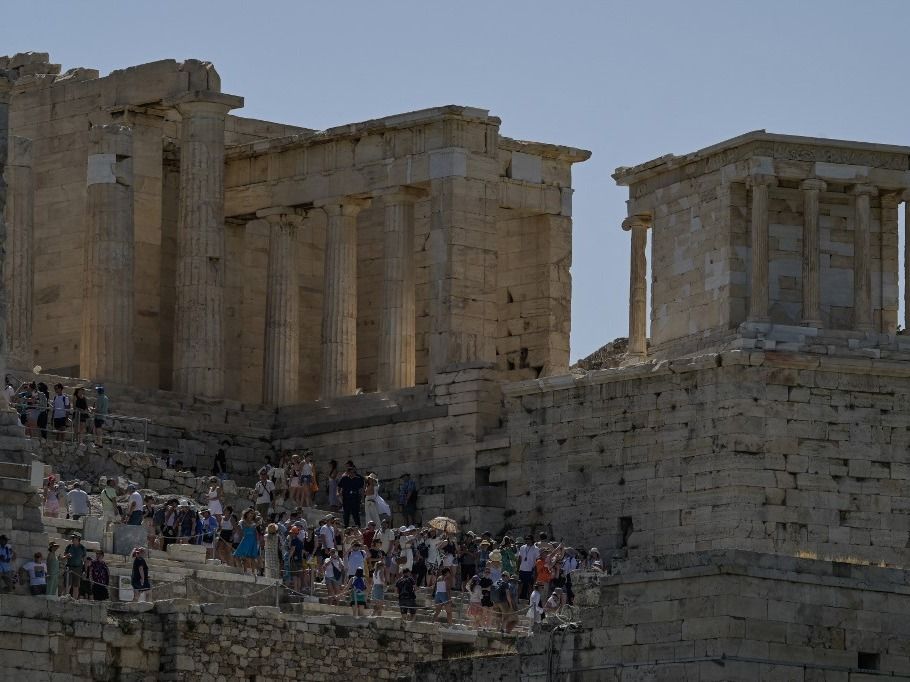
0, 79, 11, 409
377, 188, 422, 391
748, 175, 777, 322
319, 198, 369, 399
622, 214, 651, 360
172, 92, 242, 397
81, 125, 135, 383
904, 192, 910, 332
800, 179, 826, 327
5, 136, 33, 367
853, 184, 877, 332
259, 207, 304, 406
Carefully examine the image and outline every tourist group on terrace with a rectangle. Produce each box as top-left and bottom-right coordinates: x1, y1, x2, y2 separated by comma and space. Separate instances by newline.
2, 446, 604, 633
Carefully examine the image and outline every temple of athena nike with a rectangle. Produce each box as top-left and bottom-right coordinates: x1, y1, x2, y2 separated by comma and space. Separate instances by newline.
4, 51, 910, 680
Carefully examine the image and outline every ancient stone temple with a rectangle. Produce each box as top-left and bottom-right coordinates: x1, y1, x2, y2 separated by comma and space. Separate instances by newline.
5, 50, 910, 680
0, 52, 586, 404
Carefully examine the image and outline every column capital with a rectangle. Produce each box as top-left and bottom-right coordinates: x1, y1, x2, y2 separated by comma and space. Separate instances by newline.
256, 206, 308, 227
852, 183, 878, 197
800, 179, 827, 192
747, 174, 778, 189
374, 186, 428, 203
316, 196, 372, 218
170, 90, 244, 117
621, 213, 652, 231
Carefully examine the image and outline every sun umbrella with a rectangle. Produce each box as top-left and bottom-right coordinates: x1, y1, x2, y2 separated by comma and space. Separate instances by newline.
428, 516, 459, 534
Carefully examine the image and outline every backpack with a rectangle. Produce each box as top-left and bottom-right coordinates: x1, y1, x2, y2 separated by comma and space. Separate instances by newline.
353, 575, 366, 592
417, 542, 429, 559
492, 579, 509, 603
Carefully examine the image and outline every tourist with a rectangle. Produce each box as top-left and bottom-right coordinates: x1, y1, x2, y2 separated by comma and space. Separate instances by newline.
90, 550, 109, 601
371, 559, 385, 617
92, 385, 109, 447
534, 546, 556, 600
36, 382, 50, 439
488, 547, 503, 583
518, 535, 539, 600
51, 383, 69, 441
432, 567, 454, 624
0, 535, 15, 592
346, 541, 367, 581
124, 484, 143, 525
349, 567, 368, 618
338, 460, 364, 527
131, 547, 150, 602
287, 454, 304, 508
217, 506, 235, 564
263, 523, 281, 580
252, 469, 275, 519
212, 442, 229, 481
301, 451, 315, 508
492, 572, 518, 633
143, 496, 157, 548
396, 567, 418, 621
586, 547, 601, 570
527, 581, 545, 629
100, 478, 119, 528
288, 526, 304, 592
398, 473, 417, 526
200, 509, 218, 560
326, 459, 340, 511
233, 509, 260, 575
63, 532, 86, 598
43, 475, 61, 517
45, 542, 60, 597
24, 382, 39, 436
160, 500, 178, 550
545, 586, 564, 616
500, 536, 517, 578
177, 503, 195, 544
561, 548, 579, 604
323, 548, 344, 605
364, 473, 381, 527
78, 555, 93, 599
205, 477, 224, 522
20, 551, 48, 596
72, 387, 89, 442
67, 482, 90, 521
460, 537, 478, 589
479, 566, 495, 628
466, 573, 483, 628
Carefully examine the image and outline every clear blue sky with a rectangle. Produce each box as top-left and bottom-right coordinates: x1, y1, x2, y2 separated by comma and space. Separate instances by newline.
4, 1, 908, 360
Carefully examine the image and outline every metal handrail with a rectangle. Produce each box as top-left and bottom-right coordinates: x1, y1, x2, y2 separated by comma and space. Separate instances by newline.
11, 401, 150, 453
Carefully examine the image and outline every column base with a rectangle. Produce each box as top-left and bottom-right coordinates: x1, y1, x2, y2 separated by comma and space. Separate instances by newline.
620, 352, 648, 368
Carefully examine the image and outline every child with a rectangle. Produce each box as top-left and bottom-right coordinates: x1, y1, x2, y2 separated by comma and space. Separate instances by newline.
466, 574, 483, 629
371, 561, 385, 616
349, 567, 367, 618
527, 581, 545, 630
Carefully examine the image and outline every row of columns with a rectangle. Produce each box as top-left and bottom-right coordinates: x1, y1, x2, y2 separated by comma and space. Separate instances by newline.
623, 181, 910, 360
260, 190, 423, 405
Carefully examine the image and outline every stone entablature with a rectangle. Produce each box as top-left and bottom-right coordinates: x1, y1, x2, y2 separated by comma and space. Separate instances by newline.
613, 131, 910, 363
1, 52, 588, 405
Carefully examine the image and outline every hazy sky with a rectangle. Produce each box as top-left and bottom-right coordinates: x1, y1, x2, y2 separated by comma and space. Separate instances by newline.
4, 1, 908, 360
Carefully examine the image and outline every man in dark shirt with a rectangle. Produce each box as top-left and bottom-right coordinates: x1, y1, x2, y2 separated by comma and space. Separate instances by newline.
396, 567, 417, 621
337, 461, 365, 527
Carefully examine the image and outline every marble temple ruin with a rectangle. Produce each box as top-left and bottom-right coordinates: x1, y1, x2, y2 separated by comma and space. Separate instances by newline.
4, 51, 910, 680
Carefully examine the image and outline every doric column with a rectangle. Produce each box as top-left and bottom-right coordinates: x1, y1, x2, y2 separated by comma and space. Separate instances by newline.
904, 192, 910, 332
171, 92, 242, 398
747, 174, 777, 322
800, 179, 826, 327
853, 184, 877, 332
377, 188, 423, 391
80, 125, 135, 384
5, 136, 33, 367
0, 79, 11, 409
622, 214, 651, 360
258, 207, 304, 406
319, 198, 369, 399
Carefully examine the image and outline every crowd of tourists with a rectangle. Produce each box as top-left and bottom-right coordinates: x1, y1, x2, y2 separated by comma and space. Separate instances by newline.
4, 376, 110, 446
7, 449, 603, 632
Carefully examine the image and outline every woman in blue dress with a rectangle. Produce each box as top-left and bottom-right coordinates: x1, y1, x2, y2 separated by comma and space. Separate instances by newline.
233, 510, 260, 575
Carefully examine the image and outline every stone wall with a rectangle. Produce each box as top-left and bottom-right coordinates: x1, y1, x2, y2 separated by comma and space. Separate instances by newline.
416, 550, 910, 680
502, 349, 910, 568
0, 595, 514, 682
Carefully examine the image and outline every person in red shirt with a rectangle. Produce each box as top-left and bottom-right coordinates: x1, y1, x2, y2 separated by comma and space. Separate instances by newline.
362, 521, 376, 550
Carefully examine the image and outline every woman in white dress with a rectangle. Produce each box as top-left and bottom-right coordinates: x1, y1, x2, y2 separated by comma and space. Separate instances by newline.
206, 477, 224, 522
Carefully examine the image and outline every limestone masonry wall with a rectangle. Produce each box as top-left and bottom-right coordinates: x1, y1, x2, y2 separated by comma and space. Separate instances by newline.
0, 595, 513, 681
503, 350, 910, 567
